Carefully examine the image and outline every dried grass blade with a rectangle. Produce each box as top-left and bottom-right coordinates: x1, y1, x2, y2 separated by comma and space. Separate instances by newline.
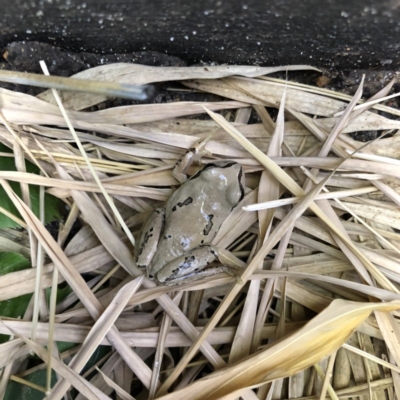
244, 186, 378, 211
148, 312, 173, 400
0, 323, 111, 400
156, 300, 400, 400
333, 201, 400, 230
0, 171, 169, 200
47, 249, 60, 393
389, 353, 400, 400
54, 63, 321, 85
374, 312, 400, 370
184, 79, 268, 106
346, 150, 400, 167
342, 343, 400, 374
0, 319, 264, 348
252, 229, 292, 353
95, 367, 136, 400
258, 90, 285, 239
373, 180, 400, 207
84, 101, 246, 124
31, 173, 45, 344
267, 157, 400, 180
0, 69, 147, 100
319, 112, 400, 135
228, 250, 259, 364
47, 277, 144, 399
220, 76, 348, 116
0, 113, 48, 176
150, 294, 183, 398
0, 345, 16, 398
318, 352, 338, 400
319, 75, 364, 153
0, 204, 27, 227
251, 270, 400, 302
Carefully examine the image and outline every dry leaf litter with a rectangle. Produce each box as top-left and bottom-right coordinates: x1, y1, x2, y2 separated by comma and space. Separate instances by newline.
0, 63, 400, 400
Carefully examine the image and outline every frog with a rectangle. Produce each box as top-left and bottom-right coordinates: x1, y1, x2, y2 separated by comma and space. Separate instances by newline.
135, 160, 245, 285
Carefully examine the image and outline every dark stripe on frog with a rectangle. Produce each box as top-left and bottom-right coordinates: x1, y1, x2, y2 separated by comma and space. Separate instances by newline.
172, 197, 193, 212
237, 167, 245, 203
137, 229, 153, 257
137, 209, 164, 260
203, 214, 214, 236
189, 161, 238, 181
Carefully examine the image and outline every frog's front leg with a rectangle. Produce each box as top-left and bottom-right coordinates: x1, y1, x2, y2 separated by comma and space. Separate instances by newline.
156, 245, 239, 285
172, 137, 211, 183
135, 208, 165, 269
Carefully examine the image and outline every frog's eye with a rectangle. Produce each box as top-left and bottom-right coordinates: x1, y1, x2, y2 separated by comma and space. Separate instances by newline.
200, 168, 218, 181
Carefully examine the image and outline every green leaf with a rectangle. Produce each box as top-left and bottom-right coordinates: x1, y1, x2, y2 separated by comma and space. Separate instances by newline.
83, 345, 110, 375
55, 341, 78, 353
4, 369, 57, 400
0, 252, 30, 275
45, 284, 73, 305
0, 143, 62, 229
0, 252, 32, 343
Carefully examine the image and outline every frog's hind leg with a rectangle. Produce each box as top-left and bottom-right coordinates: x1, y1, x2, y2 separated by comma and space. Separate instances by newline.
156, 245, 243, 284
161, 265, 243, 286
135, 208, 164, 270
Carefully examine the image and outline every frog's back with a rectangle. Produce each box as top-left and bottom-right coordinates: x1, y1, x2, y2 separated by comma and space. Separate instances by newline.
150, 174, 232, 273
149, 161, 244, 277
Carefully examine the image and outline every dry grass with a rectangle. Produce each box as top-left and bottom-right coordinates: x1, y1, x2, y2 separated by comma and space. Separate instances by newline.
0, 63, 400, 400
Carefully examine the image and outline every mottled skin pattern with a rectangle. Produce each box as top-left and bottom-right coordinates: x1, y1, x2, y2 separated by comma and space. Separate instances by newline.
136, 161, 244, 284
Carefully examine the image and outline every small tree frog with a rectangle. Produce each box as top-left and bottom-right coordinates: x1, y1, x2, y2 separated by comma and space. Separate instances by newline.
135, 161, 245, 285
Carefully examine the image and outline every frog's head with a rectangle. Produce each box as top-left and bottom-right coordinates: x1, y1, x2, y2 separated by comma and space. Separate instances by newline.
197, 161, 245, 207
